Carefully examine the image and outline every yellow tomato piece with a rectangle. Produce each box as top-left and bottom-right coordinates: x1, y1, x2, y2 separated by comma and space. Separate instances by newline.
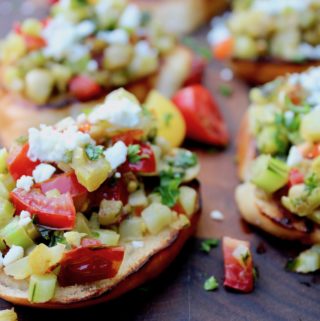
145, 90, 186, 148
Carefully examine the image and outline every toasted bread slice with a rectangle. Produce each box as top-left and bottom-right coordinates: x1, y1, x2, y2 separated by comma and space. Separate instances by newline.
133, 0, 228, 35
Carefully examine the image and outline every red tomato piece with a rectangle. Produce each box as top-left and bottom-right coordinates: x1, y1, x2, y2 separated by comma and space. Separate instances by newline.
183, 55, 206, 87
223, 236, 254, 293
213, 37, 234, 60
306, 144, 320, 159
120, 143, 156, 174
69, 75, 102, 101
81, 238, 102, 247
37, 172, 88, 211
11, 188, 76, 230
7, 144, 40, 180
23, 34, 46, 51
58, 246, 124, 286
172, 202, 185, 214
111, 130, 144, 146
288, 168, 304, 187
172, 85, 229, 146
90, 177, 129, 207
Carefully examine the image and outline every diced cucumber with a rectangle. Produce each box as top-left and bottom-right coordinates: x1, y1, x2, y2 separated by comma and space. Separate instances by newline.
178, 186, 197, 216
0, 199, 15, 228
300, 108, 320, 143
4, 256, 31, 280
93, 229, 119, 246
256, 126, 288, 155
0, 149, 8, 174
0, 308, 18, 321
75, 212, 91, 234
141, 203, 173, 235
28, 273, 57, 303
1, 218, 34, 249
72, 148, 111, 192
288, 245, 320, 273
251, 155, 289, 193
98, 200, 123, 226
119, 217, 145, 241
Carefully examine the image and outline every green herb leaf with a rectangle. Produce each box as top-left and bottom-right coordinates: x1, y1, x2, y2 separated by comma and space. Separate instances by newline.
182, 37, 212, 60
305, 173, 319, 194
163, 112, 173, 127
38, 227, 67, 247
85, 144, 104, 161
203, 276, 219, 291
241, 251, 250, 265
15, 136, 28, 145
128, 144, 150, 164
200, 239, 219, 253
219, 84, 233, 97
172, 151, 198, 169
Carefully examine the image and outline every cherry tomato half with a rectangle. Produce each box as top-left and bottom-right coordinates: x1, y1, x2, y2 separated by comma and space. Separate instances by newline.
58, 246, 124, 286
172, 85, 229, 146
11, 188, 76, 230
223, 237, 254, 293
7, 143, 40, 180
288, 168, 304, 187
69, 75, 102, 101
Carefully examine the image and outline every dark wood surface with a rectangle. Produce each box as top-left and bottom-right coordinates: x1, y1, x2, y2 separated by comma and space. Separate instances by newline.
1, 2, 320, 320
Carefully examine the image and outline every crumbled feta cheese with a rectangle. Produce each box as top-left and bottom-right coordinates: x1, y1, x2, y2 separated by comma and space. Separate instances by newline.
3, 246, 24, 266
131, 241, 144, 248
32, 164, 56, 183
87, 60, 98, 72
287, 146, 304, 167
76, 113, 87, 124
28, 124, 92, 163
119, 4, 141, 30
104, 141, 128, 170
55, 117, 76, 131
19, 211, 32, 227
115, 172, 121, 178
208, 15, 230, 46
16, 175, 34, 192
97, 29, 129, 45
251, 0, 313, 14
220, 68, 233, 82
232, 244, 249, 262
89, 93, 142, 128
210, 210, 224, 221
134, 40, 157, 58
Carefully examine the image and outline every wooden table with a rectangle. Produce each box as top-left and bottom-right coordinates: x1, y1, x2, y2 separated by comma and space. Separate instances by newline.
1, 2, 320, 321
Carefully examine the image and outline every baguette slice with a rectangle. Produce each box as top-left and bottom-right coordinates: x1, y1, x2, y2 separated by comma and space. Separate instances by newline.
133, 0, 229, 35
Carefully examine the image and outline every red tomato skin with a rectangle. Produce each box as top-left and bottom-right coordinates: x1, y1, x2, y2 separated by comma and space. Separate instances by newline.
120, 143, 156, 174
10, 189, 76, 230
69, 75, 102, 101
111, 130, 144, 146
172, 202, 185, 214
183, 56, 206, 87
223, 237, 254, 293
172, 85, 229, 146
23, 34, 46, 51
37, 172, 88, 210
288, 168, 304, 187
58, 246, 124, 286
7, 144, 40, 180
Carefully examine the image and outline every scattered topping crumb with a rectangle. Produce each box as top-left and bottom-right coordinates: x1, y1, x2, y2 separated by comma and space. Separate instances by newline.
210, 210, 224, 221
220, 68, 233, 82
200, 239, 219, 253
16, 175, 34, 192
204, 276, 219, 291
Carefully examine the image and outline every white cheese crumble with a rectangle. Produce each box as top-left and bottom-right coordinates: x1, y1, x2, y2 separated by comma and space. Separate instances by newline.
210, 210, 224, 221
115, 172, 121, 178
89, 94, 142, 128
28, 124, 92, 163
3, 246, 24, 266
220, 68, 234, 82
131, 241, 144, 248
208, 14, 230, 47
97, 29, 129, 45
32, 164, 56, 183
16, 175, 34, 192
232, 244, 249, 262
104, 141, 128, 170
19, 211, 32, 227
287, 146, 304, 167
119, 4, 141, 30
251, 0, 313, 15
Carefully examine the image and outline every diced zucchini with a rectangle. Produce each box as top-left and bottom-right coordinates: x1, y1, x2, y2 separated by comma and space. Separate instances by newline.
4, 256, 31, 280
28, 273, 57, 303
1, 218, 35, 249
128, 189, 148, 207
119, 217, 145, 241
0, 199, 14, 228
28, 243, 65, 275
72, 147, 112, 192
64, 231, 86, 247
75, 212, 91, 234
251, 155, 289, 193
93, 229, 120, 246
98, 200, 123, 226
25, 69, 55, 104
178, 186, 197, 216
141, 203, 173, 235
300, 108, 320, 143
0, 149, 8, 174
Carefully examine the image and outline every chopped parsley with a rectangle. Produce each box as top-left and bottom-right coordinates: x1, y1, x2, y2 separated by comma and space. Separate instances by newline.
200, 239, 219, 253
182, 37, 212, 60
304, 173, 319, 194
38, 227, 67, 247
156, 170, 183, 207
163, 112, 173, 127
203, 276, 219, 291
170, 151, 198, 169
15, 135, 28, 145
128, 144, 150, 164
241, 251, 250, 265
85, 144, 104, 161
219, 84, 233, 97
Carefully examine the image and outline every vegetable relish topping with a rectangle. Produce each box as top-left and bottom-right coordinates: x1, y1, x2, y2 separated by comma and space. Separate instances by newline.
248, 67, 320, 233
0, 0, 175, 104
0, 89, 199, 303
208, 0, 320, 62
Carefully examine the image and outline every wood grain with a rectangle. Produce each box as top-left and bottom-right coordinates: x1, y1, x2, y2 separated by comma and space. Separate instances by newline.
0, 3, 320, 321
